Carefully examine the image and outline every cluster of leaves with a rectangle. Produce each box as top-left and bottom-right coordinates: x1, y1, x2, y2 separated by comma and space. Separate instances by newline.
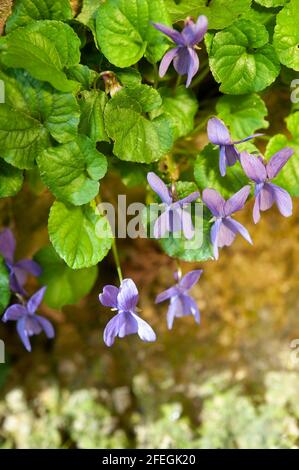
0, 0, 298, 314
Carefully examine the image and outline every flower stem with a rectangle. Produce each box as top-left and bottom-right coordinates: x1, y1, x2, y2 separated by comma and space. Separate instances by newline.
95, 193, 123, 284
165, 153, 179, 182
153, 63, 159, 89
190, 64, 210, 89
175, 259, 183, 281
174, 74, 182, 91
112, 238, 123, 284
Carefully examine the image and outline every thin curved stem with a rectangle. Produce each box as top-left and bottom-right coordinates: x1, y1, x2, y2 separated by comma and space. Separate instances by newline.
190, 64, 210, 89
111, 239, 123, 284
95, 194, 123, 284
153, 62, 159, 89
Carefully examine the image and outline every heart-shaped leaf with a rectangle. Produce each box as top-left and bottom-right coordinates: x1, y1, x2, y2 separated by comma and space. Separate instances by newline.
35, 245, 98, 308
209, 19, 280, 94
6, 0, 73, 33
0, 20, 81, 92
78, 90, 109, 143
0, 69, 80, 169
151, 86, 198, 140
38, 136, 107, 206
96, 0, 171, 67
48, 201, 113, 269
273, 0, 299, 71
104, 85, 173, 163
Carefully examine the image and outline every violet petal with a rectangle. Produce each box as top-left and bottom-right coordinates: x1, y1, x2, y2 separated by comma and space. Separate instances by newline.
158, 47, 180, 77
266, 147, 294, 180
202, 188, 225, 217
2, 304, 27, 322
27, 286, 46, 315
17, 317, 31, 352
36, 315, 55, 339
270, 183, 293, 218
0, 228, 15, 263
207, 117, 231, 145
240, 152, 267, 183
117, 279, 139, 312
224, 185, 251, 216
154, 209, 171, 239
147, 172, 172, 205
131, 312, 156, 342
99, 285, 119, 308
224, 218, 252, 245
152, 22, 184, 45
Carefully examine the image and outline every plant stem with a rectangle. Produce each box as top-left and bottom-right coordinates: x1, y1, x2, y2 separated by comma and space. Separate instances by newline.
175, 259, 182, 280
190, 64, 210, 89
95, 193, 123, 284
112, 239, 123, 283
153, 63, 159, 89
190, 121, 207, 136
174, 74, 182, 91
165, 153, 179, 181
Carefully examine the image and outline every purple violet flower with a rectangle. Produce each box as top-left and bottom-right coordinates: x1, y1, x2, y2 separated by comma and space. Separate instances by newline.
202, 186, 252, 260
0, 228, 42, 296
156, 270, 203, 329
2, 287, 55, 352
147, 172, 200, 239
99, 279, 156, 347
152, 15, 208, 87
240, 149, 294, 224
207, 117, 262, 177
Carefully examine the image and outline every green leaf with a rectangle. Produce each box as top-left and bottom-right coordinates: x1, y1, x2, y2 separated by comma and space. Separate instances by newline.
273, 0, 299, 71
216, 94, 268, 140
0, 107, 50, 170
0, 20, 81, 92
96, 0, 171, 67
0, 255, 10, 314
37, 136, 107, 206
6, 0, 72, 33
164, 0, 201, 22
194, 144, 249, 198
0, 69, 80, 169
48, 201, 113, 269
165, 0, 251, 29
241, 3, 277, 33
104, 85, 173, 163
113, 67, 142, 87
151, 86, 198, 140
255, 0, 287, 7
35, 245, 98, 309
0, 159, 23, 198
78, 90, 109, 142
265, 112, 299, 196
201, 0, 252, 30
76, 0, 101, 35
209, 19, 280, 94
66, 65, 98, 90
159, 215, 213, 262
